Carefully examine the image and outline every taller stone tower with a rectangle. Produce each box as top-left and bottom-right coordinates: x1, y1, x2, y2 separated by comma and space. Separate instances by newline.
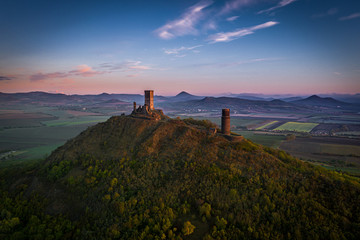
221, 108, 230, 135
144, 90, 154, 110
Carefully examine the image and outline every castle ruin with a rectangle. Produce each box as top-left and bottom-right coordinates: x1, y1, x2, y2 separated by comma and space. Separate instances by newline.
131, 90, 166, 120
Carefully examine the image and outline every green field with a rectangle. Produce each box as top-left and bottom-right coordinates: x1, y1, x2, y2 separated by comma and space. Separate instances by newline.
256, 120, 278, 130
43, 116, 110, 126
274, 122, 318, 132
0, 106, 111, 160
184, 116, 266, 130
233, 130, 285, 148
280, 138, 360, 176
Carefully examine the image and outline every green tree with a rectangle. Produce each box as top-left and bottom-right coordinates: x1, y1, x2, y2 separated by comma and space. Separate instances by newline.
182, 221, 195, 236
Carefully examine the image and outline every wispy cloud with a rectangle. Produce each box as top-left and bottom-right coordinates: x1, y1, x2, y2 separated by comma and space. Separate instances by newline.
219, 0, 253, 15
189, 57, 281, 68
97, 61, 151, 71
30, 65, 107, 81
258, 0, 296, 14
339, 12, 360, 21
208, 21, 279, 43
155, 0, 213, 39
219, 58, 280, 67
312, 8, 338, 19
226, 16, 239, 22
0, 75, 15, 81
126, 74, 139, 78
164, 45, 203, 56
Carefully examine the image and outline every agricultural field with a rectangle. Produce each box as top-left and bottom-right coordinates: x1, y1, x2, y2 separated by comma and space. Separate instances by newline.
255, 120, 279, 130
42, 116, 110, 127
233, 130, 285, 148
0, 104, 112, 161
274, 122, 319, 132
0, 109, 57, 129
280, 136, 360, 176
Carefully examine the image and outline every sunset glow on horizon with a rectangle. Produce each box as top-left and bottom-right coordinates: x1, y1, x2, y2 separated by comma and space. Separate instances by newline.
1, 0, 359, 95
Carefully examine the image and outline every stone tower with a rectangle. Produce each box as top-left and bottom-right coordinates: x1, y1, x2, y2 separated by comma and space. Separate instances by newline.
144, 90, 154, 110
221, 108, 230, 135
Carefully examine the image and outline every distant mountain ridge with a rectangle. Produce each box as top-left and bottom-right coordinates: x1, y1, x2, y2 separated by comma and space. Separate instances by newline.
292, 95, 350, 107
1, 91, 359, 113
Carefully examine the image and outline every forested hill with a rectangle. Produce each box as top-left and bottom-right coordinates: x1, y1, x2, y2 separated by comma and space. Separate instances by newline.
1, 116, 360, 239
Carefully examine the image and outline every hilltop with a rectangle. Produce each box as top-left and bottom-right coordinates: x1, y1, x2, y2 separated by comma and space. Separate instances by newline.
1, 115, 360, 239
292, 95, 350, 108
168, 91, 203, 102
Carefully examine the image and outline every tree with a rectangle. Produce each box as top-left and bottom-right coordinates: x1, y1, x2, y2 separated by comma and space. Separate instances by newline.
286, 134, 296, 141
182, 221, 195, 236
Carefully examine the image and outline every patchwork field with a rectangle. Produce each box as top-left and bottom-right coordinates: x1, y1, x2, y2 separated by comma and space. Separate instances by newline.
42, 116, 110, 127
233, 130, 285, 148
274, 122, 319, 132
0, 105, 112, 161
280, 137, 360, 176
255, 120, 279, 130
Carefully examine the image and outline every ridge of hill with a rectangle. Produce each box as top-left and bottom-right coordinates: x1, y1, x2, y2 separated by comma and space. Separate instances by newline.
0, 116, 360, 239
292, 95, 350, 107
167, 91, 203, 102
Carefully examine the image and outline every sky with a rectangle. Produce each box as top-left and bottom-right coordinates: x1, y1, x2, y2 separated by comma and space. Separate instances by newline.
0, 0, 359, 95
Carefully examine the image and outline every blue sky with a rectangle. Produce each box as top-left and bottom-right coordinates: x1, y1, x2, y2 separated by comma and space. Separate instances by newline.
0, 0, 359, 95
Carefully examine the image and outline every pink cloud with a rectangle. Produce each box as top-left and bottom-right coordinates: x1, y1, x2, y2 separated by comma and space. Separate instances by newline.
0, 75, 16, 81
30, 64, 107, 81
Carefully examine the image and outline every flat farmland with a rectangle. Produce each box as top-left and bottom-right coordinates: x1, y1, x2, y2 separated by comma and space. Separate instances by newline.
256, 120, 279, 130
0, 124, 92, 151
0, 122, 108, 160
0, 110, 57, 129
0, 105, 111, 160
42, 115, 110, 127
274, 122, 318, 132
233, 130, 286, 148
280, 136, 360, 176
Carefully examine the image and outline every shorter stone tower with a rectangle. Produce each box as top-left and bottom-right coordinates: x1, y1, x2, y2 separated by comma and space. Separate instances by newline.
144, 90, 154, 110
221, 108, 230, 135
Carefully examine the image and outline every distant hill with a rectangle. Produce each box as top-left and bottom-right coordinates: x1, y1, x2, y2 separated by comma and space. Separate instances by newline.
292, 95, 351, 108
167, 91, 203, 102
228, 94, 269, 101
162, 96, 310, 114
280, 96, 304, 102
0, 91, 143, 106
319, 93, 360, 104
1, 115, 359, 239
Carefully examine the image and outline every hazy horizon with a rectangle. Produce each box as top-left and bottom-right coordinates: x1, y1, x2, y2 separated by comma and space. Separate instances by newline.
1, 89, 359, 98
